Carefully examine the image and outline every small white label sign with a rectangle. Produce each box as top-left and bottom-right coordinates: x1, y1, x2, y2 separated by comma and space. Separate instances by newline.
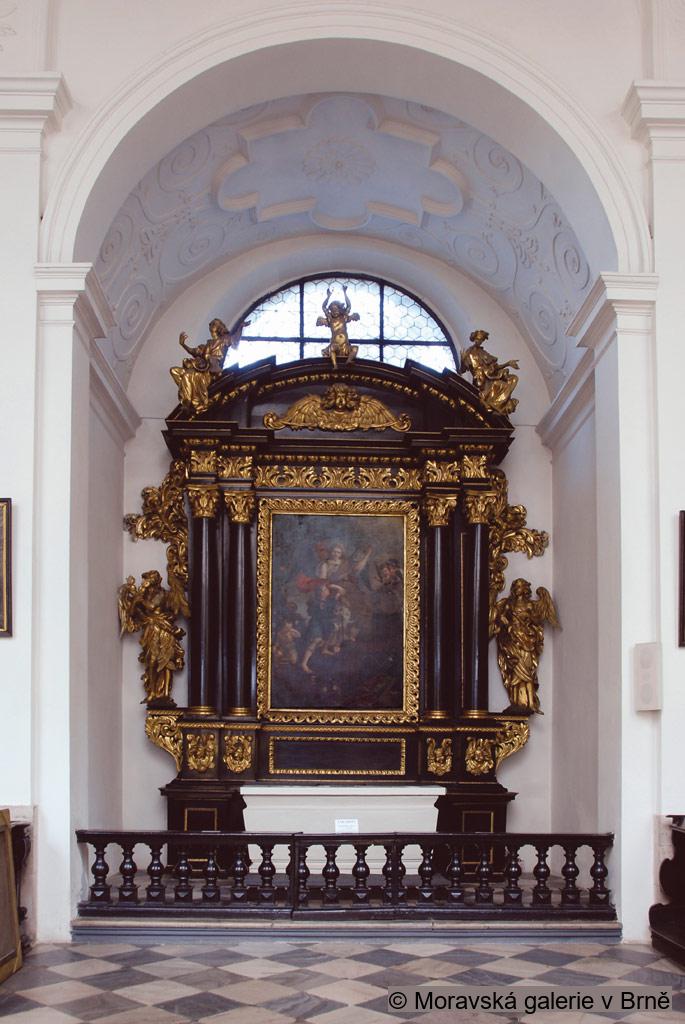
335, 818, 359, 833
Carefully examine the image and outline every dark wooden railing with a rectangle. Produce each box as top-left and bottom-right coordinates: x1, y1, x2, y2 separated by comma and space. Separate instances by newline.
76, 830, 614, 920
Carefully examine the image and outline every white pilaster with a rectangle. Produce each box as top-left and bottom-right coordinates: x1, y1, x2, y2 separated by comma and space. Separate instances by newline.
0, 75, 70, 812
623, 83, 685, 820
569, 272, 659, 941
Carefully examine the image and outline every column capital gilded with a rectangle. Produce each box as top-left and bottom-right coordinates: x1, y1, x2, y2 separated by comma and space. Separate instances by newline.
187, 485, 221, 519
462, 490, 498, 526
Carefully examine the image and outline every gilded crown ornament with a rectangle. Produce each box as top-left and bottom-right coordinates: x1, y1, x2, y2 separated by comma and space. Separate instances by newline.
460, 328, 519, 417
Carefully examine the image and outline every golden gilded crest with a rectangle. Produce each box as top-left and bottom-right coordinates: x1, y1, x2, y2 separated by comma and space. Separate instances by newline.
223, 732, 253, 773
186, 732, 217, 772
263, 384, 411, 433
465, 736, 495, 775
145, 712, 183, 771
426, 737, 452, 776
494, 719, 530, 768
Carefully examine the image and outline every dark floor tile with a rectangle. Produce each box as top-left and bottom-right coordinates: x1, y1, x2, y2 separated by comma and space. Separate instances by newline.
56, 991, 141, 1021
621, 965, 685, 988
430, 950, 500, 967
0, 992, 43, 1015
348, 949, 417, 968
157, 991, 239, 1017
534, 966, 616, 986
175, 949, 252, 968
264, 991, 345, 1017
22, 949, 90, 967
261, 967, 332, 989
515, 948, 581, 967
85, 966, 156, 991
173, 966, 241, 990
2, 966, 67, 991
596, 946, 661, 966
269, 948, 335, 967
104, 949, 176, 967
446, 967, 518, 985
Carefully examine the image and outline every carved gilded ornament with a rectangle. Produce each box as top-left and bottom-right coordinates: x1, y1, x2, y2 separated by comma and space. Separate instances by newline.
186, 732, 217, 772
224, 490, 256, 524
223, 732, 253, 773
460, 328, 519, 417
423, 460, 460, 484
494, 720, 530, 769
492, 579, 559, 714
254, 463, 421, 491
426, 737, 452, 776
189, 449, 217, 475
118, 571, 185, 706
461, 454, 489, 480
123, 459, 189, 618
145, 712, 183, 772
186, 484, 221, 518
217, 455, 254, 480
263, 384, 411, 433
425, 494, 457, 527
465, 736, 495, 775
170, 319, 248, 416
462, 491, 498, 525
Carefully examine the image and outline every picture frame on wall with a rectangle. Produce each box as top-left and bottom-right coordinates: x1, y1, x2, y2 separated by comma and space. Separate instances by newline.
0, 499, 11, 637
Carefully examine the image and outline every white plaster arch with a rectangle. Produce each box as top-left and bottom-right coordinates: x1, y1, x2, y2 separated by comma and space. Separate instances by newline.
41, 1, 650, 280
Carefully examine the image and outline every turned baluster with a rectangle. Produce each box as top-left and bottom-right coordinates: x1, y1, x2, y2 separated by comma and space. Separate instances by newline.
146, 844, 166, 903
396, 844, 407, 902
561, 844, 581, 905
532, 844, 551, 904
296, 845, 309, 907
589, 844, 611, 905
447, 844, 464, 902
503, 844, 523, 906
89, 843, 111, 903
231, 844, 249, 903
174, 849, 193, 903
202, 849, 220, 903
322, 844, 341, 904
418, 843, 434, 902
258, 843, 275, 903
352, 844, 370, 903
118, 844, 138, 904
382, 844, 395, 903
475, 843, 494, 903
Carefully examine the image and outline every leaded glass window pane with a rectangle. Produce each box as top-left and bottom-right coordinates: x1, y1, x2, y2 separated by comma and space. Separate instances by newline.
302, 278, 380, 340
383, 286, 445, 341
242, 285, 300, 337
383, 344, 456, 372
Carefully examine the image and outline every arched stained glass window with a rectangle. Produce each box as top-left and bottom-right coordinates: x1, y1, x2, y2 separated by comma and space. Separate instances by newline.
225, 275, 457, 372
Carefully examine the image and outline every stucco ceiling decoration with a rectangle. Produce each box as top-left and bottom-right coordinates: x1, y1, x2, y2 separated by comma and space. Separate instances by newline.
96, 93, 593, 393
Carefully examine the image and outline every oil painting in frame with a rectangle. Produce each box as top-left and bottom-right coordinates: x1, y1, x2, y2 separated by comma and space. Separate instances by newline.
0, 809, 22, 982
0, 499, 11, 637
257, 497, 420, 723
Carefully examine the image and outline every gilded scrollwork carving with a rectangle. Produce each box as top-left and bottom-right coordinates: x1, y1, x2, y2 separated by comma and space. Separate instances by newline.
118, 571, 185, 706
217, 455, 254, 480
425, 494, 457, 527
186, 732, 217, 772
465, 736, 495, 775
263, 383, 411, 433
186, 484, 221, 518
424, 459, 460, 484
189, 449, 217, 475
494, 719, 530, 769
492, 579, 559, 714
254, 462, 421, 491
123, 459, 189, 618
461, 453, 489, 480
460, 328, 519, 417
223, 732, 253, 773
224, 490, 256, 524
462, 490, 498, 525
426, 737, 452, 776
145, 711, 183, 771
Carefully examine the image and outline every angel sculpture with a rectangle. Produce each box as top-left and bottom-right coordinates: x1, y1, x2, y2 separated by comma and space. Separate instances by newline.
118, 570, 185, 706
460, 328, 519, 416
492, 578, 560, 714
170, 317, 249, 415
317, 286, 360, 368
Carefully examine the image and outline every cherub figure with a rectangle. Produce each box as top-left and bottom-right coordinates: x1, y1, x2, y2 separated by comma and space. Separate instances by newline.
492, 578, 560, 714
118, 570, 185, 706
317, 286, 360, 368
170, 317, 249, 414
460, 328, 519, 416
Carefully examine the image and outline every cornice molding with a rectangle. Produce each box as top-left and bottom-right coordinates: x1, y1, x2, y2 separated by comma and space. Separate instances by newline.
89, 345, 141, 449
623, 81, 685, 158
536, 349, 595, 453
568, 272, 658, 361
0, 73, 71, 134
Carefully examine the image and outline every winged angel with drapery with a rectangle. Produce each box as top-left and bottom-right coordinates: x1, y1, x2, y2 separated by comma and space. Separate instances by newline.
118, 570, 185, 706
492, 578, 560, 714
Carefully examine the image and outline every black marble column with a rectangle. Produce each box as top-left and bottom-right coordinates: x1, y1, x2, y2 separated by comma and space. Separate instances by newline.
462, 492, 495, 717
186, 485, 220, 712
424, 495, 456, 720
224, 491, 256, 717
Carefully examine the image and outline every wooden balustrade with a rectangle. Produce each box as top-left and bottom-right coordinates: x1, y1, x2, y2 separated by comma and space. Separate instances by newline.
75, 830, 615, 920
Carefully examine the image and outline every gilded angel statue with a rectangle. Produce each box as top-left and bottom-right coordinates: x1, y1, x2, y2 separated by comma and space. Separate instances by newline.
170, 316, 249, 415
460, 328, 519, 416
118, 570, 185, 706
492, 578, 560, 714
317, 286, 360, 368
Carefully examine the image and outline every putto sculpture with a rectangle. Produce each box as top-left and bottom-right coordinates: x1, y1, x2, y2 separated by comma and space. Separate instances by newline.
460, 328, 519, 416
170, 317, 249, 415
492, 578, 559, 714
118, 570, 185, 706
317, 285, 360, 368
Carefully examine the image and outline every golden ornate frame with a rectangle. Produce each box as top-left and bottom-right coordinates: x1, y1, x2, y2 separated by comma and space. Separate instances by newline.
256, 496, 420, 724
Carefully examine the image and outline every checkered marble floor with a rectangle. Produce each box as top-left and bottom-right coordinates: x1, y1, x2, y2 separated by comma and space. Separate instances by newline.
0, 938, 683, 1024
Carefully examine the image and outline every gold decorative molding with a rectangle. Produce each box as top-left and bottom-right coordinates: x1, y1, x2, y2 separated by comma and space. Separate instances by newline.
424, 459, 460, 484
186, 484, 221, 518
461, 454, 489, 480
494, 719, 530, 769
465, 736, 495, 775
425, 494, 457, 527
223, 732, 253, 773
187, 731, 217, 772
462, 490, 498, 525
123, 459, 189, 618
267, 735, 406, 776
426, 737, 452, 776
224, 490, 256, 524
263, 384, 411, 433
189, 449, 217, 475
145, 711, 183, 772
217, 454, 254, 480
254, 462, 422, 491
